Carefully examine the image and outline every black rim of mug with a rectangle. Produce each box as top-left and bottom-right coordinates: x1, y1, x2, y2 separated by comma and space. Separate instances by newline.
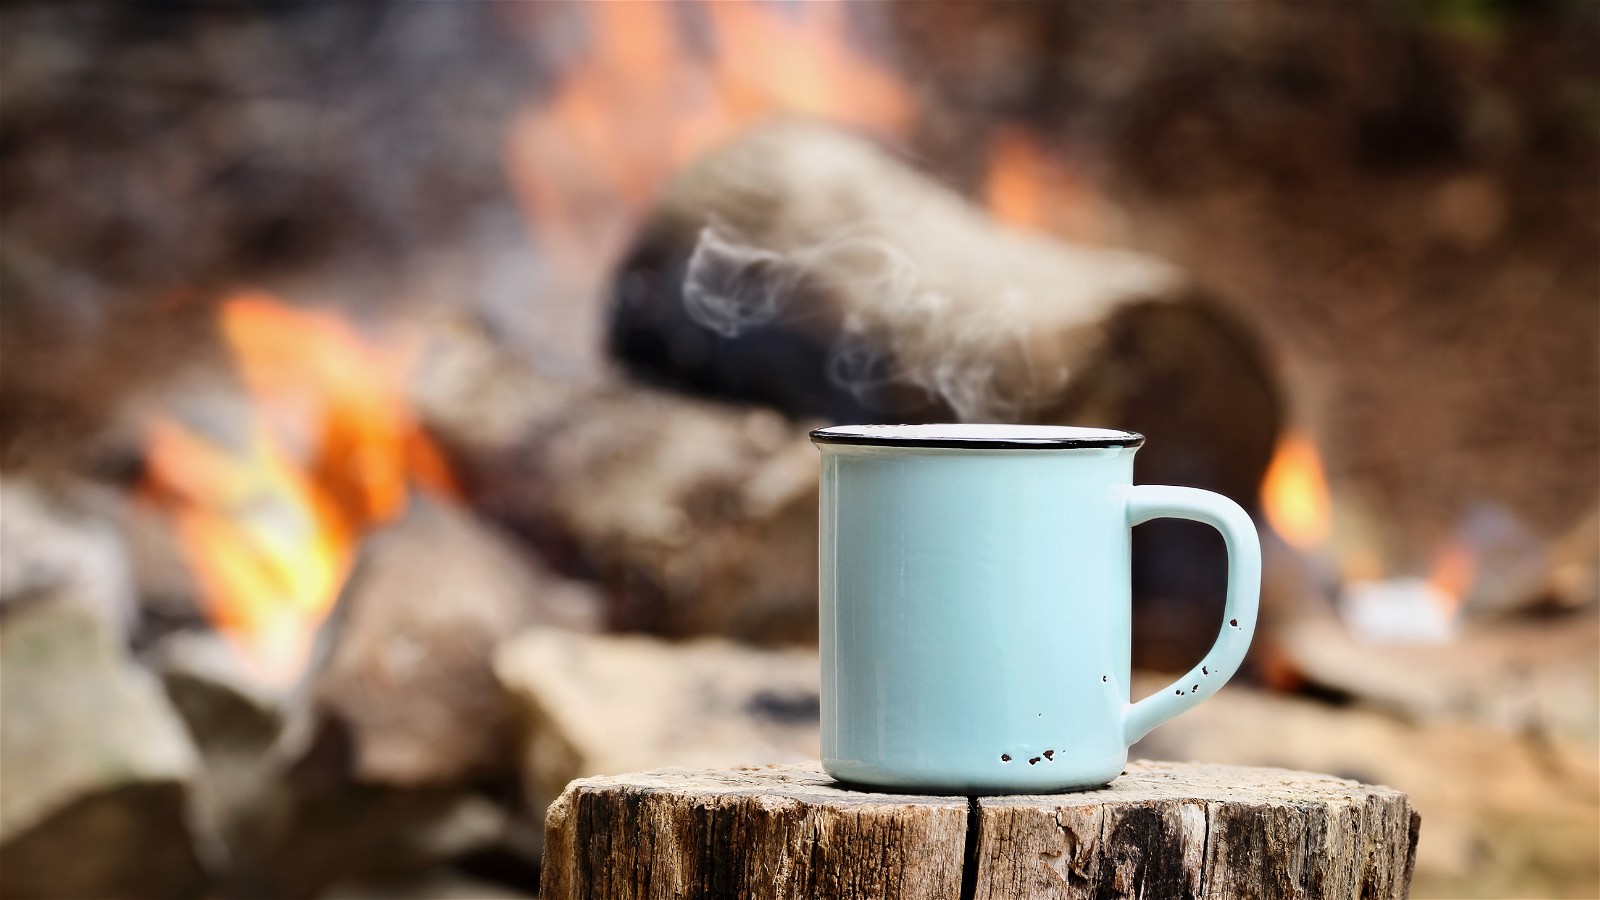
809, 424, 1146, 450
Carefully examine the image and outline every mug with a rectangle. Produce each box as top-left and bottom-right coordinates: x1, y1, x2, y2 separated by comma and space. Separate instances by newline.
812, 424, 1260, 793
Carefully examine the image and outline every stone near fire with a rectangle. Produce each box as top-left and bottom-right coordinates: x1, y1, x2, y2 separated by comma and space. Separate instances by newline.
0, 600, 208, 899
412, 316, 822, 645
412, 312, 1294, 671
154, 630, 505, 898
493, 629, 821, 827
151, 628, 286, 875
301, 496, 603, 787
325, 871, 536, 899
1531, 505, 1599, 613
223, 784, 508, 899
0, 474, 136, 635
1278, 612, 1600, 744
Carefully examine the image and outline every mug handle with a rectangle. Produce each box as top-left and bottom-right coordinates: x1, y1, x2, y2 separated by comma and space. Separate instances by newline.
1122, 484, 1262, 745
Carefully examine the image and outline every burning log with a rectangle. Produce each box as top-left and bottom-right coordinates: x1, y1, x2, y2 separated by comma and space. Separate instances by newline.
493, 629, 820, 828
0, 601, 208, 900
609, 122, 1184, 423
605, 123, 1284, 664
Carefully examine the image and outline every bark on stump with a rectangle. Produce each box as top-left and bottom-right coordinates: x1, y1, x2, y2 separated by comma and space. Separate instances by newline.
542, 760, 1418, 900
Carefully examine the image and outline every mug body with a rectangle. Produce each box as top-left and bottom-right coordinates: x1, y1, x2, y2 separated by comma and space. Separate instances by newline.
815, 424, 1143, 793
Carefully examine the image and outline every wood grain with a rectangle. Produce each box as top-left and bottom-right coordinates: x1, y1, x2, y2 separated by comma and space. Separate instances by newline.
542, 760, 1418, 900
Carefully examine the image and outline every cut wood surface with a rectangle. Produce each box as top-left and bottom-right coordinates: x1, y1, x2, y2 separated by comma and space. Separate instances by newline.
542, 760, 1418, 900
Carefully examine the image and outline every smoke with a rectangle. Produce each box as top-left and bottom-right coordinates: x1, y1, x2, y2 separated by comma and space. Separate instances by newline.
681, 223, 1058, 421
682, 224, 804, 338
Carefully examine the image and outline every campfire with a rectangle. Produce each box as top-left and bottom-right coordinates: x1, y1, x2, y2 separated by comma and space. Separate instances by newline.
140, 294, 458, 682
1, 3, 1594, 899
506, 0, 913, 294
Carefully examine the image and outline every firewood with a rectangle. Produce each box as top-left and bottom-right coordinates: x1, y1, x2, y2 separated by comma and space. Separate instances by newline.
606, 123, 1279, 500
541, 760, 1418, 900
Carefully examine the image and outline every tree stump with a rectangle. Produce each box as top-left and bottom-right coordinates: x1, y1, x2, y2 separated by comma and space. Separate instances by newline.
542, 760, 1418, 900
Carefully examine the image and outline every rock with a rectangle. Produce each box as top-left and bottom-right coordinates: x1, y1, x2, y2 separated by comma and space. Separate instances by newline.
1129, 674, 1600, 899
325, 871, 536, 899
222, 782, 508, 899
0, 601, 207, 899
494, 629, 821, 826
412, 317, 822, 644
150, 629, 285, 876
152, 624, 511, 899
154, 630, 284, 765
301, 496, 603, 787
0, 475, 135, 634
1525, 507, 1599, 613
120, 495, 208, 639
414, 312, 1295, 669
1278, 612, 1600, 743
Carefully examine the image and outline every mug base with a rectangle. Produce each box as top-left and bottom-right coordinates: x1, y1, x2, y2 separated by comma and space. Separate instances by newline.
823, 758, 1122, 796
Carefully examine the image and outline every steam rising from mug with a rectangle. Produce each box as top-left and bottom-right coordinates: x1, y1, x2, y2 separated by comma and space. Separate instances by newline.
682, 222, 1052, 422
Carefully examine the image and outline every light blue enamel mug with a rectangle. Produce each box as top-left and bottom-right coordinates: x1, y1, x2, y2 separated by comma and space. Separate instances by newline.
812, 424, 1260, 793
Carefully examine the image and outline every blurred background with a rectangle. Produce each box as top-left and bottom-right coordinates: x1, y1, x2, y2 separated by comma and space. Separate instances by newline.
1, 1, 1595, 897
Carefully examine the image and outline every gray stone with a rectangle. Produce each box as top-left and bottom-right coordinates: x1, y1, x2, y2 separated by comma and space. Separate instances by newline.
0, 600, 207, 899
301, 497, 603, 786
0, 475, 135, 634
494, 629, 820, 828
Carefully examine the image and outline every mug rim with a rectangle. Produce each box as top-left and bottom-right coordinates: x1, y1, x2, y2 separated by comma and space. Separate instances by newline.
809, 423, 1145, 450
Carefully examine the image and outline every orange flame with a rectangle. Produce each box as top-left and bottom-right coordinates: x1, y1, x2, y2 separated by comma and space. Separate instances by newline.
982, 126, 1114, 243
143, 293, 456, 682
985, 128, 1088, 238
1262, 431, 1332, 550
1427, 540, 1475, 617
504, 0, 913, 283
